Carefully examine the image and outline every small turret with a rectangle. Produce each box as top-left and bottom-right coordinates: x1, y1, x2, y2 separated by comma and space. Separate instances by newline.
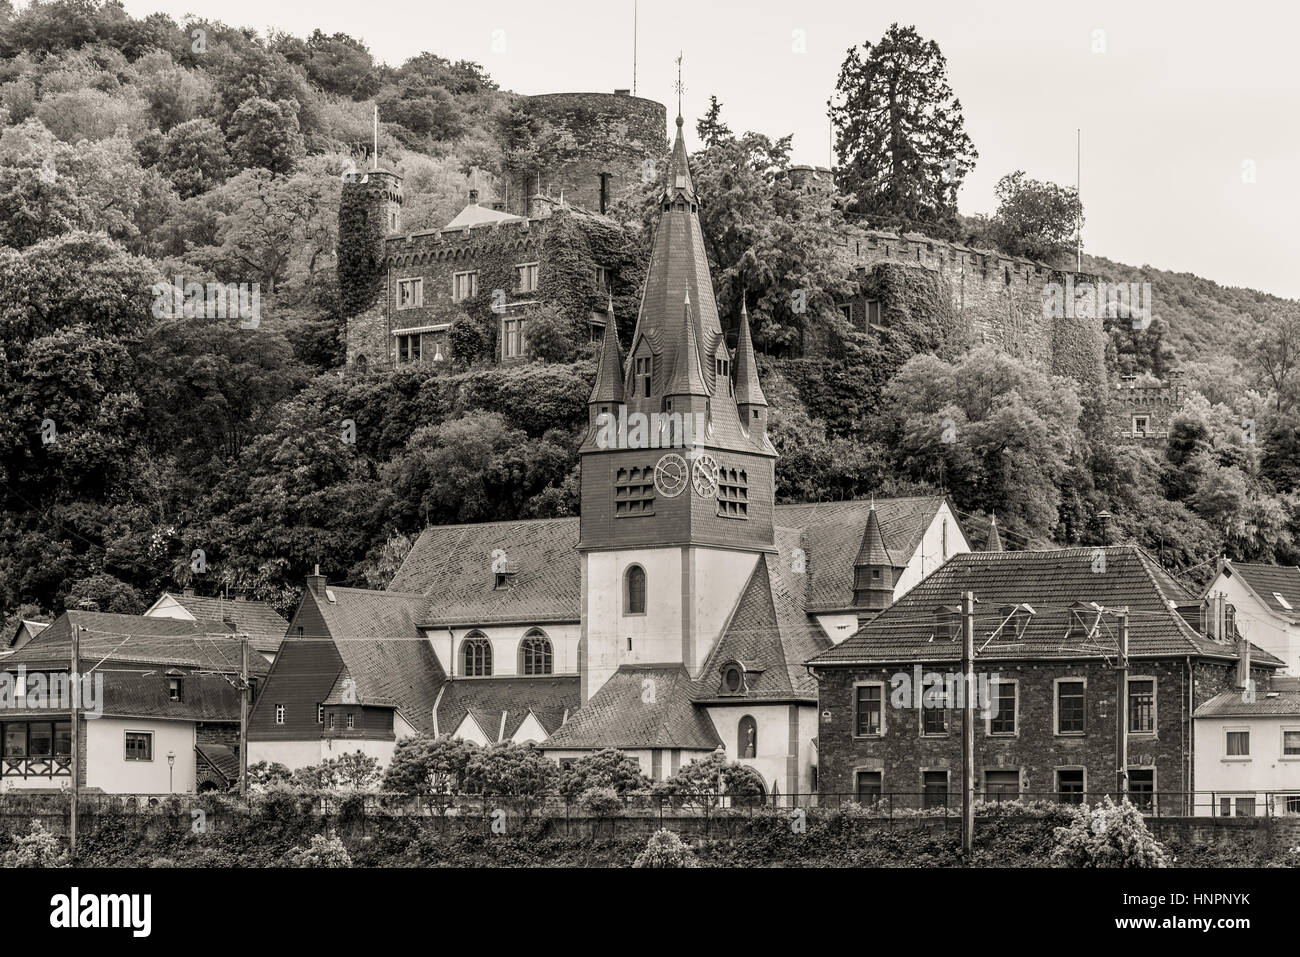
986, 513, 1004, 552
588, 295, 625, 429
853, 505, 896, 612
734, 301, 767, 438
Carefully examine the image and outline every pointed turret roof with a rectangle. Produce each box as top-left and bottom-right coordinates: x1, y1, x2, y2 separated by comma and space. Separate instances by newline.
854, 504, 894, 567
733, 300, 766, 408
665, 292, 709, 397
589, 295, 624, 404
987, 514, 1004, 552
666, 114, 696, 203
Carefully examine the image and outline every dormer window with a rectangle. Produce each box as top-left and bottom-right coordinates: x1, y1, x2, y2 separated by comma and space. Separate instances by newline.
1067, 602, 1098, 639
168, 677, 182, 703
635, 356, 651, 398
720, 662, 745, 695
933, 606, 960, 641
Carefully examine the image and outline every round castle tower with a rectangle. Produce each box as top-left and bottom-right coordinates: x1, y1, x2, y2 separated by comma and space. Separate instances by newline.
511, 91, 667, 216
338, 168, 403, 365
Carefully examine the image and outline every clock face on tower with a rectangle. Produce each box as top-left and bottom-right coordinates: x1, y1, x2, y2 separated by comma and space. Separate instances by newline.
692, 453, 720, 498
654, 453, 688, 498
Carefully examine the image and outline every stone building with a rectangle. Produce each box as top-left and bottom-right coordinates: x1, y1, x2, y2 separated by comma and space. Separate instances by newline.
809, 546, 1279, 811
338, 91, 668, 370
1109, 372, 1188, 443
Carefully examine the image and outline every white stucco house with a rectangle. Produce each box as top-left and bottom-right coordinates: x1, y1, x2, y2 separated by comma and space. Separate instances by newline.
1203, 560, 1300, 676
1193, 676, 1300, 817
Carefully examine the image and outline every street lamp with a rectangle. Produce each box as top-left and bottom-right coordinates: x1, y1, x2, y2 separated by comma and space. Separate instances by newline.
713, 744, 726, 807
167, 751, 175, 793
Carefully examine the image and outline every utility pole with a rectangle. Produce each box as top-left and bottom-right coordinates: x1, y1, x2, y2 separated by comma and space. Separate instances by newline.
1076, 128, 1082, 272
1116, 608, 1129, 799
961, 591, 975, 858
69, 623, 80, 861
239, 635, 249, 800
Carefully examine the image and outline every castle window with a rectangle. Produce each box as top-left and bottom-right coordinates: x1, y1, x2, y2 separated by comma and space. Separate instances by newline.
635, 356, 651, 398
594, 265, 613, 292
615, 467, 655, 517
717, 468, 748, 519
866, 299, 883, 330
838, 303, 853, 323
397, 333, 421, 363
462, 634, 493, 677
396, 278, 423, 309
453, 270, 479, 302
520, 630, 553, 675
502, 317, 524, 359
1132, 414, 1150, 435
625, 565, 647, 615
514, 262, 539, 293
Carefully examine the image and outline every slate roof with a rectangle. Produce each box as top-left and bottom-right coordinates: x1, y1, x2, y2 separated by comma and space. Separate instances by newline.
1195, 688, 1300, 717
0, 611, 267, 675
1219, 562, 1300, 622
435, 675, 579, 742
539, 665, 721, 750
154, 593, 287, 654
310, 587, 445, 733
195, 743, 239, 782
811, 546, 1285, 666
391, 517, 581, 625
772, 497, 955, 611
695, 528, 833, 702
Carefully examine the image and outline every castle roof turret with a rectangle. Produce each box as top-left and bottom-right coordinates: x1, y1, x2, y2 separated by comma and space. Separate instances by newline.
855, 504, 894, 568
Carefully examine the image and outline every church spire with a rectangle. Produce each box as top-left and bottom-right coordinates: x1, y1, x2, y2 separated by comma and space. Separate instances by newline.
986, 513, 1004, 552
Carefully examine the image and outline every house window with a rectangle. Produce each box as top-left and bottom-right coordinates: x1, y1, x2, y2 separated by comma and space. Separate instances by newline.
168, 677, 182, 702
854, 683, 883, 736
275, 704, 285, 725
125, 731, 153, 761
1128, 678, 1156, 733
396, 277, 423, 309
317, 704, 324, 724
502, 317, 523, 358
452, 270, 478, 302
397, 333, 421, 363
922, 770, 948, 809
514, 262, 539, 293
855, 770, 882, 804
922, 697, 948, 736
1057, 768, 1085, 804
1283, 729, 1300, 756
346, 713, 355, 730
1132, 414, 1149, 434
615, 467, 655, 517
1286, 795, 1300, 814
1056, 679, 1085, 734
1128, 768, 1155, 811
635, 356, 651, 398
1236, 797, 1256, 817
520, 630, 553, 675
1225, 729, 1250, 757
462, 635, 493, 676
737, 715, 757, 758
594, 265, 613, 292
716, 468, 748, 519
989, 680, 1017, 736
625, 565, 647, 615
985, 770, 1020, 801
327, 713, 335, 731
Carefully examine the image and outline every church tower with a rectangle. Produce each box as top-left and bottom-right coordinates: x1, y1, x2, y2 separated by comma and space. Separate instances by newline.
577, 112, 777, 702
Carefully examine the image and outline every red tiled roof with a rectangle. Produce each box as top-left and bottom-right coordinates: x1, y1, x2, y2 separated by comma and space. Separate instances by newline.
811, 546, 1284, 666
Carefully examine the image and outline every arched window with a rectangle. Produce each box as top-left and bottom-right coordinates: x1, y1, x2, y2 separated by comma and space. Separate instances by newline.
625, 565, 646, 615
462, 634, 492, 676
738, 715, 758, 759
520, 630, 553, 675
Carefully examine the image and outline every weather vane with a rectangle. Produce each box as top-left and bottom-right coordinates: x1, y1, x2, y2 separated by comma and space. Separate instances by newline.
674, 52, 685, 119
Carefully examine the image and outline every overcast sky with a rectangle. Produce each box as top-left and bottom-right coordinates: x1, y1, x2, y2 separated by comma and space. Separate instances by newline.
114, 0, 1300, 300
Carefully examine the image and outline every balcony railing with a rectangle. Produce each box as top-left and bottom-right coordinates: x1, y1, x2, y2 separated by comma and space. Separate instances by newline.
1, 755, 72, 779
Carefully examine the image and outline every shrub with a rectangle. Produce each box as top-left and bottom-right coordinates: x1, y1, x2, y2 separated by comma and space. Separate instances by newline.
2, 821, 67, 867
578, 787, 623, 818
632, 829, 699, 868
1050, 796, 1169, 868
282, 834, 352, 868
558, 748, 651, 799
381, 734, 477, 811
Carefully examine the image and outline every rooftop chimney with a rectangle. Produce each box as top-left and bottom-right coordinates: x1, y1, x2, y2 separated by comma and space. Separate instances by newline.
306, 564, 326, 598
181, 586, 195, 598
